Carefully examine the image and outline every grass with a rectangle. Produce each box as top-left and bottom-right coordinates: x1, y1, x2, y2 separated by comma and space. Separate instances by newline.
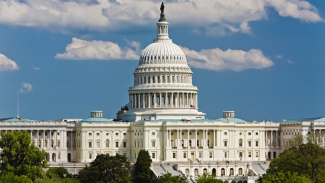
57, 178, 81, 183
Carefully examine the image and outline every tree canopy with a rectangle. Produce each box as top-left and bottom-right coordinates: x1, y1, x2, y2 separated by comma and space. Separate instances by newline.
157, 173, 187, 183
259, 133, 325, 183
0, 130, 49, 181
134, 150, 152, 183
195, 173, 223, 183
79, 153, 131, 183
260, 171, 311, 183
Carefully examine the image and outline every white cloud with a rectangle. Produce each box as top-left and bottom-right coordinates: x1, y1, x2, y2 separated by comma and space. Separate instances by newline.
181, 46, 274, 71
19, 83, 32, 93
0, 0, 321, 35
287, 59, 294, 64
0, 53, 19, 71
32, 66, 40, 70
275, 55, 283, 58
55, 37, 140, 60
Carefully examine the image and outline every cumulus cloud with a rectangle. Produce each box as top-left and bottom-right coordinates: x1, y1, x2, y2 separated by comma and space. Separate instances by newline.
0, 53, 19, 71
0, 0, 321, 35
19, 83, 32, 93
181, 46, 273, 71
55, 38, 140, 60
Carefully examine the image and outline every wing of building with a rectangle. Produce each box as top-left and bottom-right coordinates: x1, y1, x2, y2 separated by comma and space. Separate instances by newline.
1, 5, 325, 183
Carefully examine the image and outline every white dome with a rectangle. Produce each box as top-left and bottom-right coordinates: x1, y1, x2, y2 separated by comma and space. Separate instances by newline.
139, 41, 188, 65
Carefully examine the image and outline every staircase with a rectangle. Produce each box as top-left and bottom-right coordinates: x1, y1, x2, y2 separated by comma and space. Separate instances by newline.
251, 163, 266, 176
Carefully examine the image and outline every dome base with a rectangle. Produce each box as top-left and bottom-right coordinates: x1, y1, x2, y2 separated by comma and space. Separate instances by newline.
121, 108, 206, 122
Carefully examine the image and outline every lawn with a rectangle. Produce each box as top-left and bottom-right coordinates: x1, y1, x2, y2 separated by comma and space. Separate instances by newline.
57, 178, 81, 183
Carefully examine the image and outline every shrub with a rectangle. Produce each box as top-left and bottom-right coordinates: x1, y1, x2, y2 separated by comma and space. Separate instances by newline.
78, 168, 89, 183
46, 167, 72, 178
231, 181, 236, 183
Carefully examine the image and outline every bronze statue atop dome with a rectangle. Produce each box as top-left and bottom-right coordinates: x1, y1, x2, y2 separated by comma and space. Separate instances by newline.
159, 2, 166, 22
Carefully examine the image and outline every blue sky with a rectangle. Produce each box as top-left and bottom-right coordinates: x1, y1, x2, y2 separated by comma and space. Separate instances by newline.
0, 0, 324, 122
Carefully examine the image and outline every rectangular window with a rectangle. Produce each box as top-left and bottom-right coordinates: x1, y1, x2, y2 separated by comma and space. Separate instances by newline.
106, 133, 109, 136
248, 152, 251, 157
256, 141, 259, 147
116, 133, 119, 136
96, 142, 100, 148
189, 132, 191, 135
89, 142, 92, 148
89, 133, 92, 136
123, 133, 126, 136
209, 152, 212, 158
152, 132, 155, 135
224, 132, 227, 135
199, 152, 202, 158
97, 133, 99, 136
183, 153, 186, 158
256, 152, 259, 157
152, 153, 155, 158
207, 132, 210, 135
171, 132, 173, 135
248, 132, 251, 135
224, 152, 227, 158
173, 153, 176, 158
182, 132, 184, 135
89, 153, 92, 159
116, 142, 118, 147
197, 132, 199, 135
207, 140, 209, 147
124, 153, 126, 157
224, 141, 227, 147
123, 142, 126, 147
248, 141, 251, 147
256, 132, 258, 135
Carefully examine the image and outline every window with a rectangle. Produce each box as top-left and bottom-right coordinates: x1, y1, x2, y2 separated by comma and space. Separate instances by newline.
45, 132, 47, 136
197, 132, 199, 135
239, 152, 243, 158
230, 168, 234, 176
256, 132, 258, 135
181, 132, 184, 135
209, 152, 212, 158
224, 132, 227, 135
89, 133, 92, 136
89, 153, 92, 159
239, 132, 242, 135
197, 140, 199, 147
124, 153, 126, 157
207, 140, 209, 147
199, 152, 202, 158
248, 141, 251, 147
96, 142, 100, 148
224, 141, 227, 147
256, 141, 259, 147
152, 132, 155, 135
221, 168, 225, 176
97, 133, 99, 136
224, 152, 227, 158
58, 132, 60, 135
189, 132, 192, 135
189, 140, 192, 147
183, 153, 187, 158
89, 142, 92, 148
171, 132, 173, 135
248, 132, 251, 135
106, 133, 109, 136
256, 152, 259, 157
248, 152, 251, 157
106, 140, 109, 147
123, 133, 126, 136
152, 153, 155, 158
135, 133, 136, 136
123, 142, 126, 147
239, 139, 243, 147
116, 142, 118, 147
173, 153, 176, 158
239, 168, 243, 175
116, 133, 118, 136
152, 141, 155, 147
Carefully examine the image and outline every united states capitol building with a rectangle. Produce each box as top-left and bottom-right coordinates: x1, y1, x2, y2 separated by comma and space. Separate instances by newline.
1, 6, 325, 183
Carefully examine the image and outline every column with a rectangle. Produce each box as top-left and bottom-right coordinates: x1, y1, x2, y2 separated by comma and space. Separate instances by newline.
177, 93, 179, 108
171, 93, 174, 108
177, 130, 180, 147
142, 93, 145, 108
43, 130, 45, 149
148, 93, 151, 108
37, 130, 39, 147
132, 94, 135, 108
213, 130, 216, 147
233, 130, 236, 148
49, 130, 52, 149
195, 129, 197, 149
188, 130, 190, 149
275, 130, 278, 147
54, 130, 57, 149
271, 131, 273, 147
129, 94, 131, 109
182, 93, 185, 108
154, 93, 157, 108
168, 130, 171, 147
138, 94, 141, 108
159, 93, 162, 107
164, 130, 167, 147
187, 93, 189, 108
195, 93, 198, 109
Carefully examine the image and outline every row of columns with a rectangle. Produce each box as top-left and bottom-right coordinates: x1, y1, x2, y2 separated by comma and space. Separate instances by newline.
134, 74, 191, 85
129, 92, 197, 109
265, 130, 279, 148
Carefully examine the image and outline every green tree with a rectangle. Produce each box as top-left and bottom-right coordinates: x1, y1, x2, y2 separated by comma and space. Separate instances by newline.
81, 154, 131, 183
157, 173, 187, 183
34, 171, 60, 183
195, 173, 223, 183
0, 172, 33, 183
134, 150, 152, 183
0, 130, 49, 181
260, 171, 311, 183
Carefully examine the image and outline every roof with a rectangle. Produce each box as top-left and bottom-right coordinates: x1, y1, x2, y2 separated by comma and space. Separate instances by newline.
282, 117, 325, 122
80, 117, 113, 122
0, 117, 38, 122
215, 117, 247, 122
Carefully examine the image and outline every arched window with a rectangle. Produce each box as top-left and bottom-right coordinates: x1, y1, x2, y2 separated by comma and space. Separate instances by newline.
212, 168, 216, 176
273, 151, 276, 159
239, 168, 243, 175
239, 152, 243, 158
106, 140, 109, 147
194, 169, 198, 177
221, 168, 225, 176
230, 168, 234, 176
239, 139, 243, 147
185, 169, 189, 176
203, 168, 207, 175
152, 141, 155, 147
157, 96, 160, 105
162, 95, 165, 105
